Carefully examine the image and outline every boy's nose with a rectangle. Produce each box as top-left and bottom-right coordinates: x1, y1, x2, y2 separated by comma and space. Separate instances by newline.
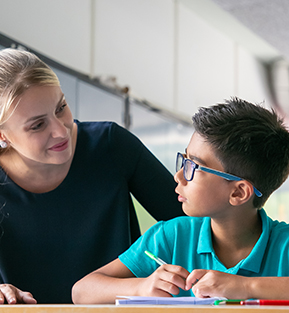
174, 168, 185, 184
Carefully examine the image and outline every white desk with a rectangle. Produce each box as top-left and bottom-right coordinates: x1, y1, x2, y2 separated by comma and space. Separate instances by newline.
1, 305, 289, 313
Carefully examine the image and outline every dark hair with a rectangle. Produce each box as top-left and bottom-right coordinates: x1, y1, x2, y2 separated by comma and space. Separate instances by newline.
192, 97, 289, 208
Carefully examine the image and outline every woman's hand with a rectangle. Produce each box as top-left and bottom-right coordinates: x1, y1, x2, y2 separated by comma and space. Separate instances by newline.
0, 284, 37, 304
137, 264, 190, 297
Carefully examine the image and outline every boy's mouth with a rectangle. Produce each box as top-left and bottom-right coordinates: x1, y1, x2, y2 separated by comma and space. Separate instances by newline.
178, 194, 187, 202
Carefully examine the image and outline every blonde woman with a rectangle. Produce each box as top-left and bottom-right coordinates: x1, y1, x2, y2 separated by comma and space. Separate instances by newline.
0, 48, 183, 304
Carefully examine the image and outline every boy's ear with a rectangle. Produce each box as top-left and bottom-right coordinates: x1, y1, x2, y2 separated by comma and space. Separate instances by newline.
229, 181, 254, 206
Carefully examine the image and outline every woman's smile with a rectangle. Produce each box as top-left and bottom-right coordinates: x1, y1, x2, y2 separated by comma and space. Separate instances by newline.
49, 139, 69, 152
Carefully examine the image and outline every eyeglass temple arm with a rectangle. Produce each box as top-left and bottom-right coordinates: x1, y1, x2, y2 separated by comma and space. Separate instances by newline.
199, 166, 262, 197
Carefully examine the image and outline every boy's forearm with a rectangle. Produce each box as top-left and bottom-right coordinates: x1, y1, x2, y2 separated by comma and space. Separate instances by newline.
189, 270, 289, 300
72, 273, 142, 304
246, 277, 289, 300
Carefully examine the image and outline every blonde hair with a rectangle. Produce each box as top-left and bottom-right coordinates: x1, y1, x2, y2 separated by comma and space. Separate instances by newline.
0, 48, 60, 126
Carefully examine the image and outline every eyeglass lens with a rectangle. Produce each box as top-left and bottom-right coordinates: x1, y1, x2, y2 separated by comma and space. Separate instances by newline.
176, 153, 196, 181
176, 153, 183, 172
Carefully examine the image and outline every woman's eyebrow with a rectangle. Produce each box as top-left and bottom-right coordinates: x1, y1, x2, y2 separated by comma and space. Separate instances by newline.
24, 94, 65, 124
57, 94, 65, 105
24, 113, 47, 124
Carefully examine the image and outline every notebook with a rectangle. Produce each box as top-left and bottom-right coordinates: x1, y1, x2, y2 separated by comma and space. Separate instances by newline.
115, 296, 226, 305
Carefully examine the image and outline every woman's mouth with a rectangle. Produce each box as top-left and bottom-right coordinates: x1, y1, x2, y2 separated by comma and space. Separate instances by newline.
49, 139, 69, 152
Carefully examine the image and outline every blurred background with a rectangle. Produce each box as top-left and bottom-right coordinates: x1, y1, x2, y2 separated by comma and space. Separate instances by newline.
1, 0, 289, 232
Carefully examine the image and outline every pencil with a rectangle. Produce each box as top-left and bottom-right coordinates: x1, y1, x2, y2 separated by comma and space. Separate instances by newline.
144, 250, 167, 266
241, 299, 289, 306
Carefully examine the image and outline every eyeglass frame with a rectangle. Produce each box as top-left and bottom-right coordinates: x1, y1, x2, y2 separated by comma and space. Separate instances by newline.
176, 152, 262, 197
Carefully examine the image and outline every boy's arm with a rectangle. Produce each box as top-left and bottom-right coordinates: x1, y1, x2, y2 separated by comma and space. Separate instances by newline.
72, 258, 136, 304
72, 258, 190, 304
186, 269, 289, 300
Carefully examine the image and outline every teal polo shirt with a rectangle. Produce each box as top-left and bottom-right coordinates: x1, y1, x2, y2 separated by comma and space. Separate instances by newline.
119, 209, 289, 296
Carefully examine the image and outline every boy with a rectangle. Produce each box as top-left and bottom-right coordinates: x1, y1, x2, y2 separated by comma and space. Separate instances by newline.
72, 98, 289, 304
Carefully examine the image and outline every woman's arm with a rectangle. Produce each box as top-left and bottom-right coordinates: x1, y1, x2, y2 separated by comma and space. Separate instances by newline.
0, 284, 37, 304
111, 123, 184, 221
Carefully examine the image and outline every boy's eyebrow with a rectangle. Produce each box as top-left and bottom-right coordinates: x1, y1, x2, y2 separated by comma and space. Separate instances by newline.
24, 94, 65, 124
185, 148, 207, 166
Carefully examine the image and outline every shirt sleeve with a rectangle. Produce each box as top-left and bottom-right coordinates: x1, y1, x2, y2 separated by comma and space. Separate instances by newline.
118, 221, 172, 277
109, 123, 184, 221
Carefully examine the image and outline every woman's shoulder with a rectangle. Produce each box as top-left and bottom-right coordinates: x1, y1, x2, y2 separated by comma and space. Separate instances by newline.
76, 120, 132, 142
75, 120, 143, 155
75, 120, 117, 147
76, 120, 117, 134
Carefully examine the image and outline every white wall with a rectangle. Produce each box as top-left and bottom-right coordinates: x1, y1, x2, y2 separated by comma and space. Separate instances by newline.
0, 0, 91, 73
237, 46, 274, 110
177, 1, 235, 115
0, 0, 277, 118
94, 0, 175, 110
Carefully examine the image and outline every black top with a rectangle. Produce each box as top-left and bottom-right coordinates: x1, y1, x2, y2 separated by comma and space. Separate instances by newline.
0, 121, 183, 303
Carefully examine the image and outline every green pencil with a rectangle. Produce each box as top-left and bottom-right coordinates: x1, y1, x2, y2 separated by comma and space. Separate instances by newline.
144, 250, 167, 266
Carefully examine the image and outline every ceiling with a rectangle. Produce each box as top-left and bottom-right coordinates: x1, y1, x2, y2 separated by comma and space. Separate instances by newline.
211, 0, 289, 63
181, 0, 289, 120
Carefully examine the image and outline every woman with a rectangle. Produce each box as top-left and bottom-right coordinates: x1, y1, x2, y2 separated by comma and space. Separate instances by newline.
0, 48, 183, 304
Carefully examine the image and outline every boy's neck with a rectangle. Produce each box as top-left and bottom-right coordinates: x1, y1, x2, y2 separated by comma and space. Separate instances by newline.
211, 208, 262, 269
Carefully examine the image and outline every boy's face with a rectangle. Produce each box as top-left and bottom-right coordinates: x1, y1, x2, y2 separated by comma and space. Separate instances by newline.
174, 132, 233, 218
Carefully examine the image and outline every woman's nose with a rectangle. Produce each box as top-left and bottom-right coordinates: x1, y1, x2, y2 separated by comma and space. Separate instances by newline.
51, 118, 67, 138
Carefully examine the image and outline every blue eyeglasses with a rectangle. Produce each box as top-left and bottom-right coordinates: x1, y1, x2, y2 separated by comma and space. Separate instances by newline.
176, 152, 262, 197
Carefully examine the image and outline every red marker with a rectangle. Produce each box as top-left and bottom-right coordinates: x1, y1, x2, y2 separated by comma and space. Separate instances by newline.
241, 300, 289, 306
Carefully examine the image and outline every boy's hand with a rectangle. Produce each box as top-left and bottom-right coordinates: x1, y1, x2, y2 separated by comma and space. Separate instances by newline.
185, 269, 249, 299
0, 284, 37, 304
138, 264, 190, 297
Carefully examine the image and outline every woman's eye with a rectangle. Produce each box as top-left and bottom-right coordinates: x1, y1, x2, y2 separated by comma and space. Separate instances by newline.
56, 103, 67, 114
31, 121, 44, 131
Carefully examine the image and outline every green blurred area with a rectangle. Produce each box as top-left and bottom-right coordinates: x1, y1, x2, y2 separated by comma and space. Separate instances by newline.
264, 191, 289, 222
133, 197, 156, 235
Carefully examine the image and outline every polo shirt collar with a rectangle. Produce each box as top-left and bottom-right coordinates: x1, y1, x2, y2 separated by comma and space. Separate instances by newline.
240, 208, 271, 273
197, 217, 214, 254
196, 209, 272, 273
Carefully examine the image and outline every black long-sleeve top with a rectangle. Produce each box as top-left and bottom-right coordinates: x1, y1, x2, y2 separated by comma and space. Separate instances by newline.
0, 121, 183, 303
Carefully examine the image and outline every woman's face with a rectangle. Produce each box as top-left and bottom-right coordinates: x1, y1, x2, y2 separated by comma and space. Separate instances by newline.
0, 85, 76, 167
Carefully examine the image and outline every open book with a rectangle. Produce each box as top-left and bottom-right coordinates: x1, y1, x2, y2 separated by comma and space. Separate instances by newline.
116, 296, 226, 305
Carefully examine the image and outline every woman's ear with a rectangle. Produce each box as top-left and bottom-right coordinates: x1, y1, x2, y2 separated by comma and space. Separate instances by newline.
229, 181, 254, 206
0, 132, 8, 149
